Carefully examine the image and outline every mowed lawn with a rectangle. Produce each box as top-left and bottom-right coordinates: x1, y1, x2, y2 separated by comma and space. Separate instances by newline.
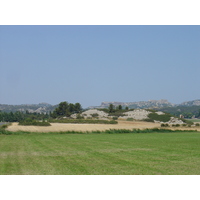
0, 132, 200, 175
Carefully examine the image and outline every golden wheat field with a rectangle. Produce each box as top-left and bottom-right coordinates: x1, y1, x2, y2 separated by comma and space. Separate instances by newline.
6, 121, 200, 132
7, 121, 160, 132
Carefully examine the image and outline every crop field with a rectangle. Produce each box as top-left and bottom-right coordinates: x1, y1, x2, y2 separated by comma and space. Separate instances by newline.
7, 121, 161, 132
0, 131, 200, 175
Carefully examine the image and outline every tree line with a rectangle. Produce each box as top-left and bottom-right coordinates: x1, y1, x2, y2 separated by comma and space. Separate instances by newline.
108, 104, 129, 113
50, 102, 82, 118
157, 106, 200, 119
0, 101, 82, 122
0, 110, 49, 122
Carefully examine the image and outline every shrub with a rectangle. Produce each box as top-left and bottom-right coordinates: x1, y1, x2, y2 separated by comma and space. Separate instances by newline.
161, 123, 169, 127
49, 119, 118, 124
98, 108, 109, 113
108, 112, 125, 117
76, 114, 84, 119
0, 128, 12, 135
91, 113, 99, 118
113, 117, 118, 120
148, 113, 171, 122
182, 119, 194, 125
127, 118, 134, 121
19, 119, 51, 126
1, 124, 9, 129
144, 118, 154, 122
195, 123, 200, 126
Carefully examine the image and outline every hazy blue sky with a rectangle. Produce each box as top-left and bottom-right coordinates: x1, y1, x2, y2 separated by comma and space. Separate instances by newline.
0, 25, 200, 108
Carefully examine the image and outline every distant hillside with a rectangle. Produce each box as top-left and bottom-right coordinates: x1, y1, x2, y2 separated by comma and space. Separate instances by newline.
1, 99, 200, 117
89, 99, 174, 109
90, 99, 200, 109
180, 99, 200, 106
156, 105, 200, 119
0, 103, 57, 113
88, 99, 200, 119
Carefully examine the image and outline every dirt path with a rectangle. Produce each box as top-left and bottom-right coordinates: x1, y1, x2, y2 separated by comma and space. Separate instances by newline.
7, 121, 161, 132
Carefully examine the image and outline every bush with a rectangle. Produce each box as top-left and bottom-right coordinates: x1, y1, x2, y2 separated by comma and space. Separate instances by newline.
0, 128, 12, 135
182, 119, 194, 125
19, 119, 51, 126
113, 117, 118, 120
144, 118, 154, 122
49, 119, 118, 124
161, 123, 169, 127
195, 123, 200, 126
0, 124, 9, 129
127, 118, 134, 121
91, 113, 99, 118
148, 113, 172, 122
104, 128, 197, 134
76, 114, 84, 119
108, 112, 125, 117
171, 124, 180, 127
97, 108, 109, 113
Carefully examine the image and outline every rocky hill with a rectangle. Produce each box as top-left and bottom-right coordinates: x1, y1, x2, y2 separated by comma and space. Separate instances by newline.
1, 99, 200, 115
0, 103, 57, 114
90, 99, 174, 109
179, 99, 200, 106
72, 108, 185, 125
89, 99, 200, 109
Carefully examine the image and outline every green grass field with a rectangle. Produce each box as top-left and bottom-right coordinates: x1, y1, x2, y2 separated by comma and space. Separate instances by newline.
0, 131, 200, 175
187, 119, 200, 123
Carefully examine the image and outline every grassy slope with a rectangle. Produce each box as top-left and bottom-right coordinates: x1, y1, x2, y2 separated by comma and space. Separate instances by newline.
187, 119, 200, 123
0, 132, 200, 175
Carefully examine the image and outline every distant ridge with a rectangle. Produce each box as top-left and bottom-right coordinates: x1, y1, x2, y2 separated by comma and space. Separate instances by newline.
0, 99, 200, 113
88, 99, 200, 109
100, 99, 174, 109
180, 99, 200, 106
0, 103, 57, 113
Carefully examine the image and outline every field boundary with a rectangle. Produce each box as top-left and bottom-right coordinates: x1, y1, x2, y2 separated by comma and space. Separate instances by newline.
1, 128, 198, 135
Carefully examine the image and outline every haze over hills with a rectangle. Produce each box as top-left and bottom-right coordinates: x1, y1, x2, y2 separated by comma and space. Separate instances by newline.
89, 99, 200, 109
0, 103, 57, 113
179, 99, 200, 106
98, 99, 174, 109
1, 99, 199, 114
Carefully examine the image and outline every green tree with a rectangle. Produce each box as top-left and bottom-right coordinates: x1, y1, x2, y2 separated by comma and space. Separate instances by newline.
69, 103, 75, 113
118, 105, 122, 110
109, 104, 114, 113
54, 101, 69, 116
51, 101, 82, 118
74, 103, 82, 113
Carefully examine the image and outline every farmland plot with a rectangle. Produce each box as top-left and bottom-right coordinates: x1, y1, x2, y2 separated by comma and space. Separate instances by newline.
0, 132, 200, 175
7, 121, 161, 132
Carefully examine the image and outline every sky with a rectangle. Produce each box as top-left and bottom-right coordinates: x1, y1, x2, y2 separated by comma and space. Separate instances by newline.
0, 25, 200, 108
